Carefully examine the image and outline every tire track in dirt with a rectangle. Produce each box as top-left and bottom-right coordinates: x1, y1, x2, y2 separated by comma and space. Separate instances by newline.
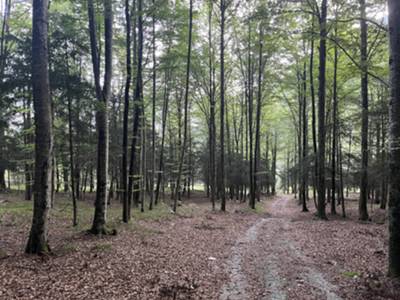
220, 195, 342, 300
220, 218, 268, 300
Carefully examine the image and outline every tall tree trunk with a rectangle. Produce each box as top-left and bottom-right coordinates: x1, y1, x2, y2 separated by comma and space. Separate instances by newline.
220, 0, 226, 211
331, 35, 338, 215
388, 0, 400, 277
88, 0, 113, 235
381, 115, 388, 209
208, 0, 216, 210
297, 69, 302, 205
128, 0, 142, 209
149, 0, 156, 210
339, 132, 346, 218
66, 53, 78, 226
253, 27, 263, 209
173, 0, 193, 212
302, 61, 309, 212
248, 22, 254, 208
0, 0, 11, 192
155, 69, 170, 205
272, 134, 277, 195
309, 15, 318, 204
122, 0, 132, 223
359, 0, 369, 221
26, 0, 53, 254
317, 0, 327, 219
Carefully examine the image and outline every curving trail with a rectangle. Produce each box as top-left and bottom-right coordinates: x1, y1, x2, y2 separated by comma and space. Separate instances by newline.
220, 195, 342, 300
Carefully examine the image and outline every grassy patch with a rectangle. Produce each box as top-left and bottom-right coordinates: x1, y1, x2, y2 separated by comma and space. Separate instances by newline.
0, 248, 8, 259
92, 243, 112, 252
132, 202, 173, 221
56, 242, 78, 255
0, 194, 188, 233
238, 202, 264, 214
342, 271, 360, 278
0, 200, 32, 221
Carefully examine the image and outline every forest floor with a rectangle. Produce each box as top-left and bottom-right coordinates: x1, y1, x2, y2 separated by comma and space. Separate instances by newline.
0, 191, 399, 299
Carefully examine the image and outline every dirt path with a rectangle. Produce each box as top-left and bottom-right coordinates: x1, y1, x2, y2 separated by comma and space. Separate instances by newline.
220, 195, 342, 300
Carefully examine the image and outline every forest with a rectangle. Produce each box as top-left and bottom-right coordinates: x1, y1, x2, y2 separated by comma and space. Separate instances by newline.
1, 0, 400, 299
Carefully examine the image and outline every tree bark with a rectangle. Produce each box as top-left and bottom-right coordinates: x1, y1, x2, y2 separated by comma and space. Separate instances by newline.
253, 27, 263, 209
88, 0, 113, 235
26, 0, 53, 254
388, 0, 400, 278
173, 0, 193, 212
302, 61, 309, 212
149, 0, 156, 210
220, 0, 226, 211
359, 0, 369, 221
65, 53, 77, 226
317, 0, 327, 219
208, 0, 216, 210
331, 33, 338, 215
122, 0, 132, 223
155, 69, 170, 205
310, 15, 318, 204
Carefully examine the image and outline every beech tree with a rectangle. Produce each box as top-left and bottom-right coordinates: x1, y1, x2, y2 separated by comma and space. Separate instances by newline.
25, 0, 53, 254
388, 0, 400, 278
317, 0, 328, 220
359, 0, 369, 221
87, 0, 113, 234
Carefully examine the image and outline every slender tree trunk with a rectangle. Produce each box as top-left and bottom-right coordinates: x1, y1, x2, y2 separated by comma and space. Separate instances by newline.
388, 0, 400, 277
359, 0, 369, 221
174, 0, 193, 212
149, 0, 156, 210
220, 0, 226, 211
140, 112, 146, 213
376, 121, 381, 204
317, 0, 327, 219
122, 0, 132, 223
66, 54, 78, 226
155, 69, 170, 205
297, 69, 302, 205
208, 0, 216, 210
309, 15, 318, 204
381, 115, 388, 209
248, 22, 254, 208
88, 0, 113, 235
302, 61, 309, 212
253, 27, 263, 209
331, 35, 338, 215
26, 0, 53, 254
0, 0, 11, 192
128, 0, 142, 210
339, 132, 346, 218
272, 134, 277, 195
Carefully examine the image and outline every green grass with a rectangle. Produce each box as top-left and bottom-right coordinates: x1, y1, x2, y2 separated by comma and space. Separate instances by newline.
92, 243, 112, 252
240, 202, 265, 214
0, 200, 32, 217
342, 271, 360, 278
0, 193, 178, 231
57, 242, 78, 255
